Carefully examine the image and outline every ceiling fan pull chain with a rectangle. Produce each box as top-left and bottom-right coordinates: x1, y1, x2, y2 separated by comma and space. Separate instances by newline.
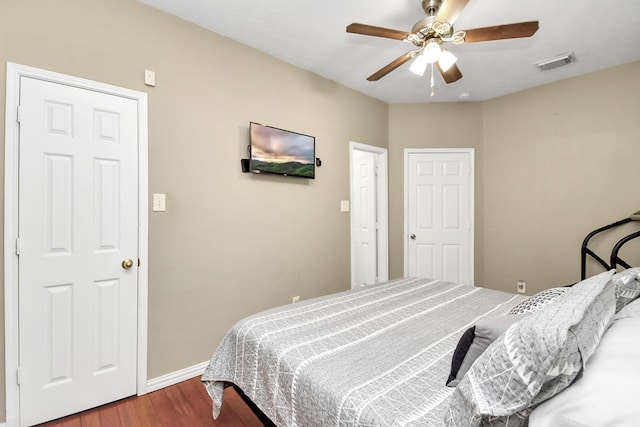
430, 63, 436, 97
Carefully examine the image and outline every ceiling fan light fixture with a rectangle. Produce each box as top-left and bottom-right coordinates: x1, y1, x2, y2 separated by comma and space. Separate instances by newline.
409, 53, 429, 76
432, 21, 451, 35
437, 49, 457, 72
423, 39, 442, 63
451, 30, 466, 44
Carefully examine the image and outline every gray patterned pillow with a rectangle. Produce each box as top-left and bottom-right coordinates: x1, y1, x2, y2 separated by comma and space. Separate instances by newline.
444, 270, 616, 427
612, 267, 640, 312
508, 287, 568, 315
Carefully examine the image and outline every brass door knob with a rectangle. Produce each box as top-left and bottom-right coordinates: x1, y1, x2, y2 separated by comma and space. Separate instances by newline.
122, 259, 134, 269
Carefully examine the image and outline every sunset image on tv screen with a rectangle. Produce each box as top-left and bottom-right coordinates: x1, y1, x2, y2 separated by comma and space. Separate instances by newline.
250, 123, 315, 178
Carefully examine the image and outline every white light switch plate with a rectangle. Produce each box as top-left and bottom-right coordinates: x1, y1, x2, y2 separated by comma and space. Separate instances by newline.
153, 193, 166, 212
144, 69, 156, 87
340, 200, 350, 212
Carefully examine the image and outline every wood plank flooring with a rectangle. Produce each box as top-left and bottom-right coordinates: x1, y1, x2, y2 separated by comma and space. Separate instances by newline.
36, 377, 265, 427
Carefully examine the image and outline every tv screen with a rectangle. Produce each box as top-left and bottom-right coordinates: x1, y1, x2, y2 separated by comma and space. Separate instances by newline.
249, 122, 315, 179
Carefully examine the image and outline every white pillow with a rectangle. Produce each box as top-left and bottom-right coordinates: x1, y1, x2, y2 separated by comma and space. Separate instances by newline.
529, 317, 640, 427
615, 297, 640, 320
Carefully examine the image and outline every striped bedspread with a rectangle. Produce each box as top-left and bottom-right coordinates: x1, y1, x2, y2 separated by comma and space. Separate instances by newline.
202, 277, 526, 427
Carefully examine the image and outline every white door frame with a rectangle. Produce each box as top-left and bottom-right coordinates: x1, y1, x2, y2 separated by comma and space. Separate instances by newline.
349, 142, 389, 287
4, 62, 149, 427
403, 148, 474, 281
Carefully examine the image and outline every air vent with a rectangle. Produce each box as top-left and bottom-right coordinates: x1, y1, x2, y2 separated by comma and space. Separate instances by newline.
535, 53, 575, 71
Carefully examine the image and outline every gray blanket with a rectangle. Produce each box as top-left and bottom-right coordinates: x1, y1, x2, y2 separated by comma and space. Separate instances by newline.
202, 277, 526, 426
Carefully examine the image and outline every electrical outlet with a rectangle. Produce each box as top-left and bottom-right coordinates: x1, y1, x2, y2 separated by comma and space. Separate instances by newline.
517, 280, 526, 294
292, 296, 300, 303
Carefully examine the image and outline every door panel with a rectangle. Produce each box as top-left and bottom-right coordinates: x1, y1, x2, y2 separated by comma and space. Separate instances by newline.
45, 154, 74, 253
18, 76, 139, 426
95, 159, 121, 250
416, 244, 434, 278
407, 150, 473, 285
443, 244, 462, 284
94, 278, 121, 373
44, 283, 73, 385
416, 184, 434, 229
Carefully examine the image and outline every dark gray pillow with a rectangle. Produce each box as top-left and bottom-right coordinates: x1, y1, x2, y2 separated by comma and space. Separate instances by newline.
446, 314, 527, 387
446, 326, 475, 386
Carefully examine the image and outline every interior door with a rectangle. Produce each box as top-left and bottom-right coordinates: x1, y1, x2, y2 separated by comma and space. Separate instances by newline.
352, 150, 378, 286
18, 76, 139, 426
405, 149, 474, 285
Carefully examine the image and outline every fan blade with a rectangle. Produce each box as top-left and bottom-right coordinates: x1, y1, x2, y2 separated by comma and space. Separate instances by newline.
346, 23, 411, 40
436, 62, 463, 84
435, 0, 469, 25
463, 21, 539, 43
367, 51, 417, 81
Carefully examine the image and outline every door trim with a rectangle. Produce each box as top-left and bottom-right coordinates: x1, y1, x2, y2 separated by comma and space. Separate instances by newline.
4, 62, 149, 427
403, 148, 474, 282
349, 142, 389, 287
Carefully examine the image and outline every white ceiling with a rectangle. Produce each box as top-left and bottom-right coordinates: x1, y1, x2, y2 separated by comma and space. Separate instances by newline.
137, 0, 640, 103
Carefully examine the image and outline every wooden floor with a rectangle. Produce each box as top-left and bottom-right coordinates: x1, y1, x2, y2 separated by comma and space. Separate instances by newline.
37, 377, 265, 427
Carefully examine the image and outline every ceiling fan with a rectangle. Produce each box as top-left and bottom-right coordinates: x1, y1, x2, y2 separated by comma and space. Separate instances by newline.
346, 0, 538, 94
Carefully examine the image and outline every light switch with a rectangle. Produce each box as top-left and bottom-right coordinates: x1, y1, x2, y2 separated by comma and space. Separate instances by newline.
153, 193, 166, 212
340, 200, 350, 212
144, 69, 156, 87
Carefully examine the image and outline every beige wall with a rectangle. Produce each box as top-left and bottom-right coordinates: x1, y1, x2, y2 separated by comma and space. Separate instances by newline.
0, 0, 388, 420
481, 62, 640, 294
388, 61, 640, 295
388, 103, 485, 281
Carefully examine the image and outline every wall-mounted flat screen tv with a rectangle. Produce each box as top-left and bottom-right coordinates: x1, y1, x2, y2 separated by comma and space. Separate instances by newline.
249, 122, 315, 179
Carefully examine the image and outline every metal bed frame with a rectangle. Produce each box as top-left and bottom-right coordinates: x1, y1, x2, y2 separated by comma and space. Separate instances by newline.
581, 210, 640, 280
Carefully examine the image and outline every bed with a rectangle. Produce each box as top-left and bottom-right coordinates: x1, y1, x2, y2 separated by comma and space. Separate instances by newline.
202, 269, 640, 426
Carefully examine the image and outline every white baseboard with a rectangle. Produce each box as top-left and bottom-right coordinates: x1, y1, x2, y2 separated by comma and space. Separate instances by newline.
145, 361, 209, 393
0, 364, 209, 425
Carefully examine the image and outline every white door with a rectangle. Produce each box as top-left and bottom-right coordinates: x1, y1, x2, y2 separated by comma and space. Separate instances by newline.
350, 142, 389, 288
18, 76, 139, 426
405, 149, 474, 285
352, 150, 377, 286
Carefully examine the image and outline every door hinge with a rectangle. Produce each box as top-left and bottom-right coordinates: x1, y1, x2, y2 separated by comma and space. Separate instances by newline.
16, 367, 21, 385
15, 237, 20, 255
16, 105, 22, 123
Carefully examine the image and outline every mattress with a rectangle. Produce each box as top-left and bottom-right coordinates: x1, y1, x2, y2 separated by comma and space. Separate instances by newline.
202, 277, 526, 426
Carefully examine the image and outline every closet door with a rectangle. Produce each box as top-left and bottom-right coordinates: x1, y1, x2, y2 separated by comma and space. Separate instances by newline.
18, 75, 139, 426
405, 149, 474, 285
